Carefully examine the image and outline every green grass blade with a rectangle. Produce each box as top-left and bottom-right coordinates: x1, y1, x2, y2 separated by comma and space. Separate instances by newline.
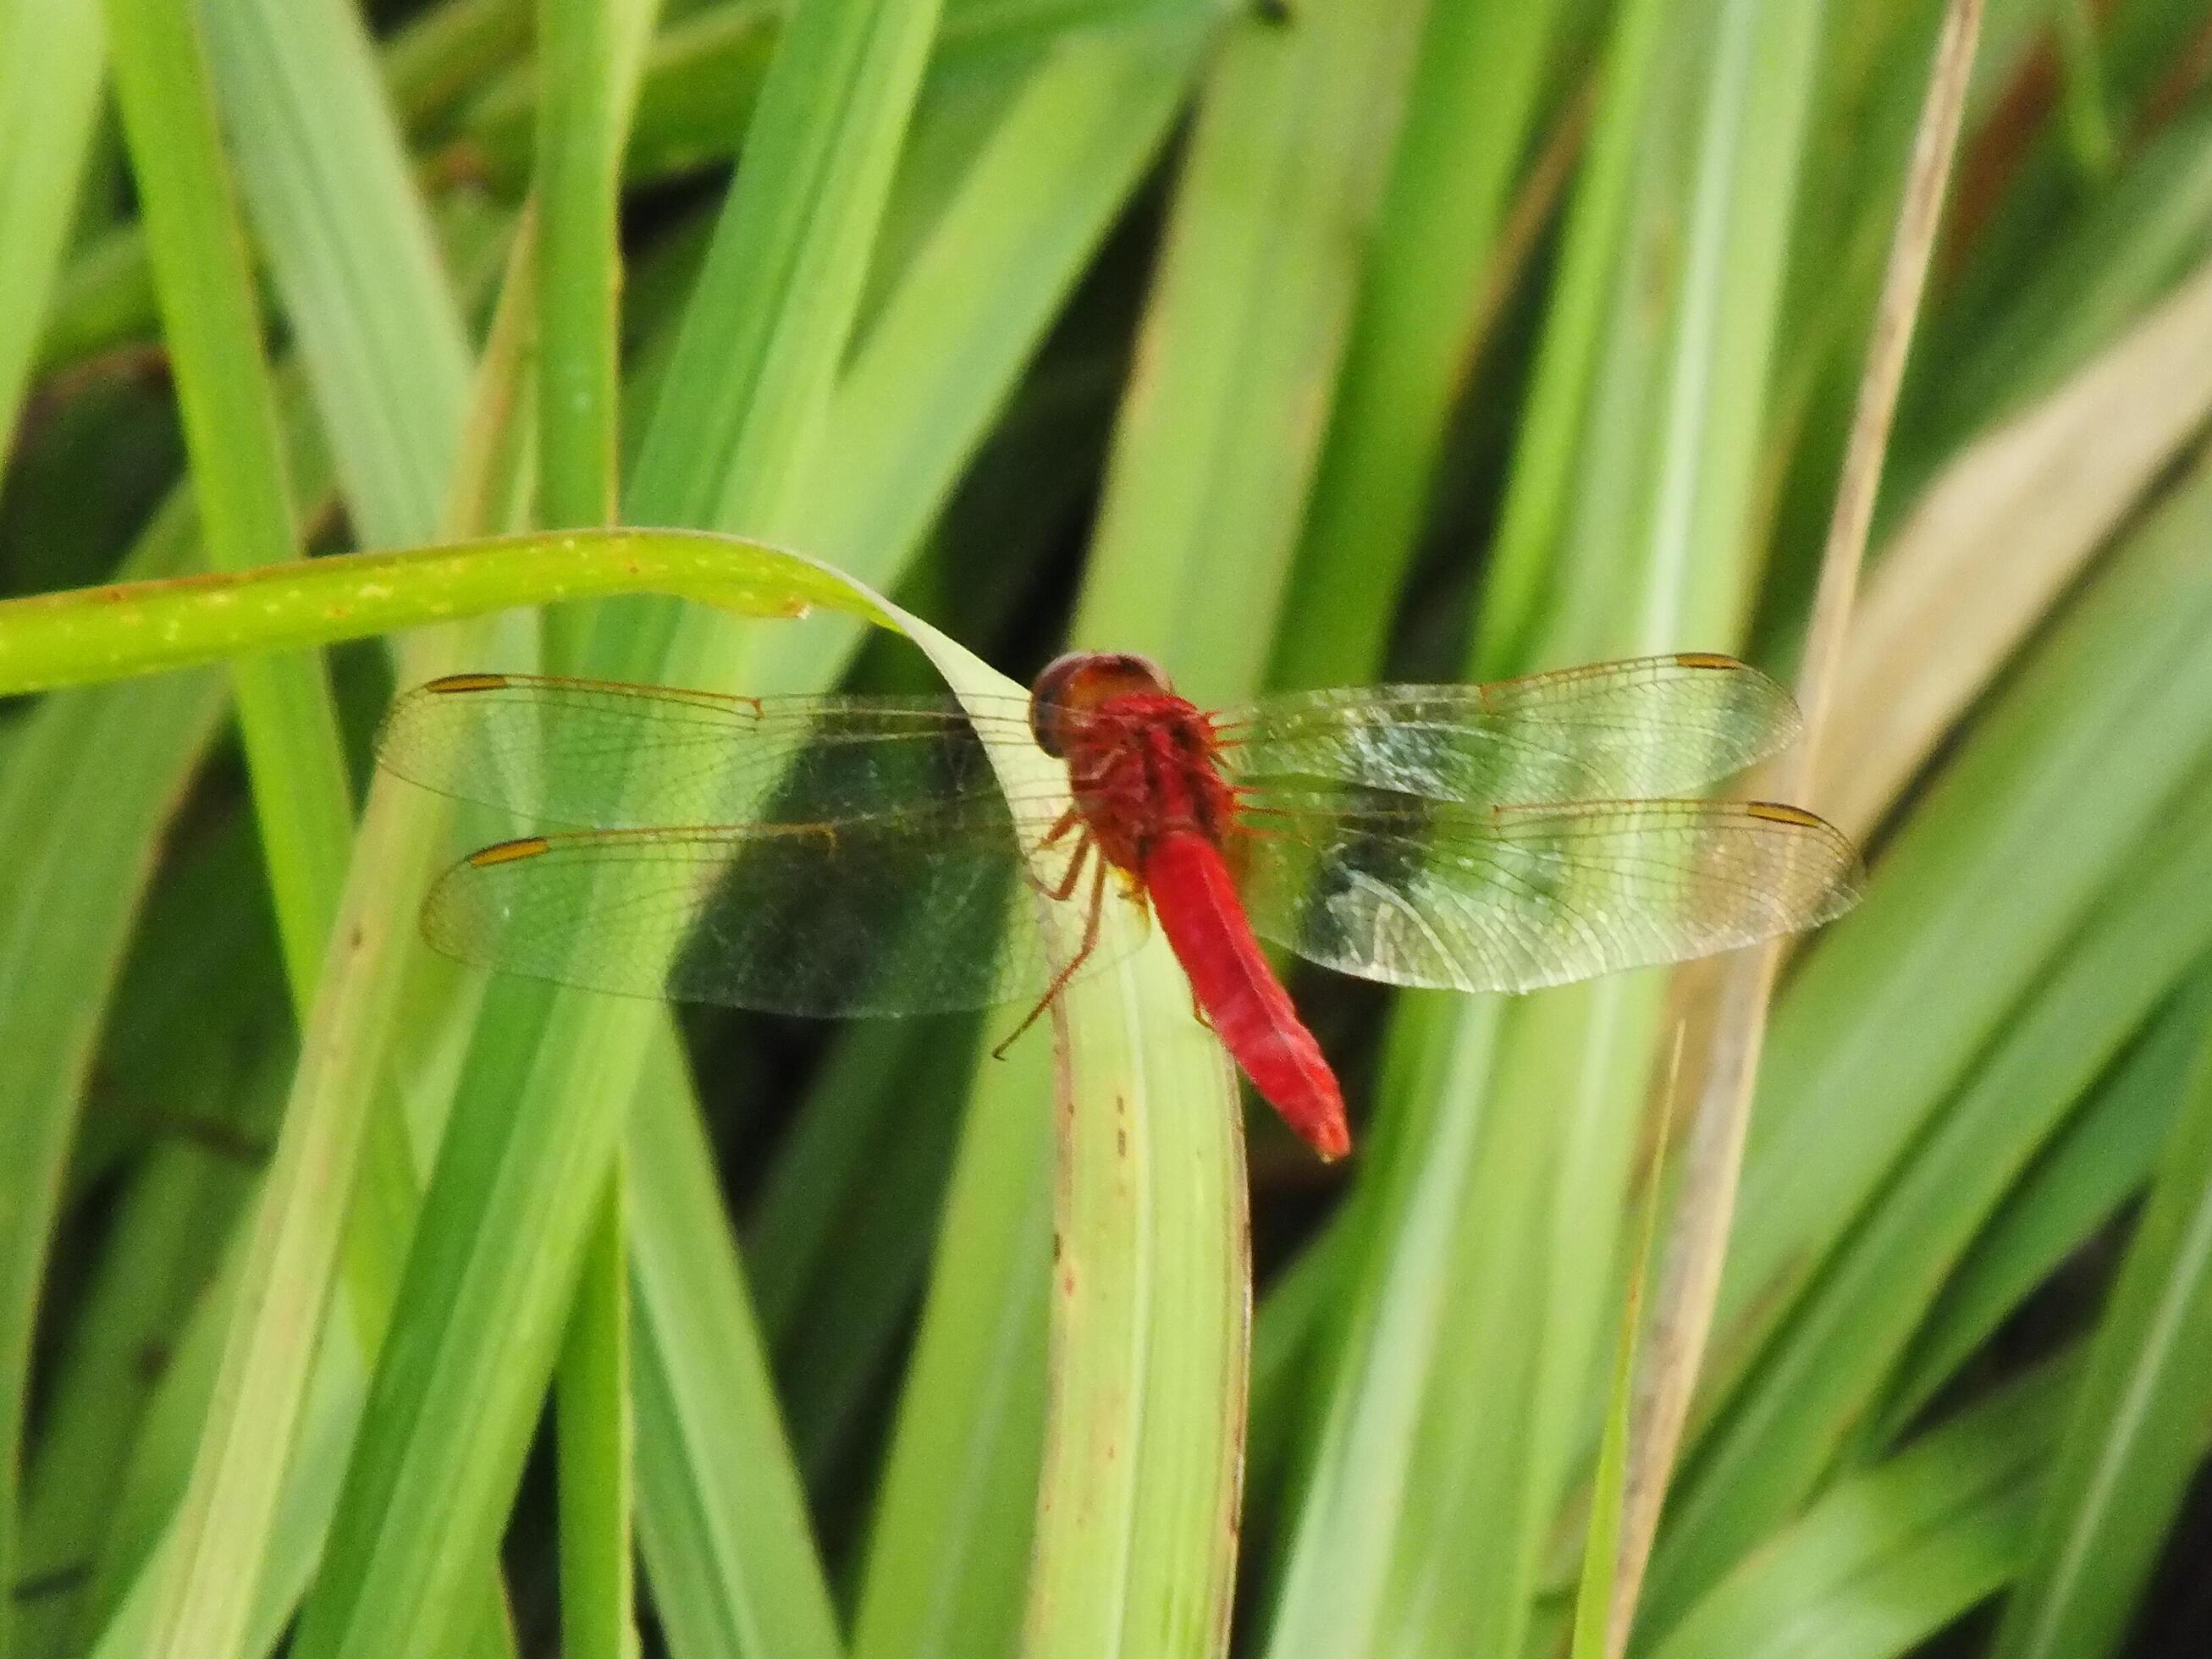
852, 1044, 1055, 1659
1267, 2, 1829, 1652
1467, 0, 1669, 678
17, 1043, 278, 1659
1911, 107, 2212, 460
1824, 249, 2212, 839
461, 3, 777, 195
460, 0, 1213, 197
335, 15, 963, 1633
1242, 1217, 1343, 1529
627, 1030, 847, 1659
129, 736, 457, 1659
0, 0, 105, 460
278, 564, 880, 1659
723, 23, 1206, 1653
265, 6, 1167, 1654
558, 1172, 638, 1659
2050, 0, 2113, 181
1256, 990, 1503, 1656
83, 1190, 375, 1659
30, 218, 165, 379
1992, 974, 2212, 1658
887, 620, 1248, 1659
0, 367, 261, 1659
1568, 1050, 1679, 1659
750, 16, 1203, 707
532, 5, 659, 1647
745, 1017, 977, 1492
383, 0, 535, 130
1611, 2, 1981, 1633
14, 175, 513, 1659
1069, 0, 1426, 708
1879, 971, 2212, 1438
100, 0, 354, 1000
80, 234, 531, 1659
1570, 1342, 1635, 1658
536, 0, 658, 537
201, 0, 472, 547
29, 6, 528, 388
787, 19, 1204, 576
1697, 454, 2212, 1482
1268, 0, 1565, 690
80, 1244, 254, 1644
619, 0, 945, 543
100, 212, 527, 1659
1650, 1360, 2077, 1659
94, 4, 368, 1640
859, 9, 1415, 1647
1648, 750, 2212, 1631
22, 363, 339, 1653
199, 14, 527, 1643
1023, 936, 1249, 1659
294, 832, 810, 1658
0, 666, 225, 1657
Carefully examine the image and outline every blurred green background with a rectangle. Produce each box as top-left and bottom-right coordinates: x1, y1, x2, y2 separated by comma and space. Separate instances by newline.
4, 0, 2212, 1655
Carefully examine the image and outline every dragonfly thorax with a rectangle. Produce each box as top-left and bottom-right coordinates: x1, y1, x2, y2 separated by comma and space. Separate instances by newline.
1059, 692, 1234, 875
1029, 651, 1233, 871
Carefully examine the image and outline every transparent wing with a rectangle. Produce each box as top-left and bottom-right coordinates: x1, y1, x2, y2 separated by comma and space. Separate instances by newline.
376, 672, 1042, 831
383, 673, 1152, 1015
1233, 791, 1862, 994
1216, 653, 1802, 806
419, 802, 1146, 1016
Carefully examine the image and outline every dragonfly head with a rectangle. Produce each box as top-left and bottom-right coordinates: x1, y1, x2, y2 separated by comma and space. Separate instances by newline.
1028, 651, 1174, 757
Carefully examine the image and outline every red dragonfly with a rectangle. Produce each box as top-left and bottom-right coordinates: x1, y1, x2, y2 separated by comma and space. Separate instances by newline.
376, 650, 1861, 1160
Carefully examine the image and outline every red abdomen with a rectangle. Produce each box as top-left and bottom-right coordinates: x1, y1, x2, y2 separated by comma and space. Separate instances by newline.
1141, 830, 1350, 1160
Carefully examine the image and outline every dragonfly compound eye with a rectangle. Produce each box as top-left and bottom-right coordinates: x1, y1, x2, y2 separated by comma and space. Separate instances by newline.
1029, 652, 1176, 755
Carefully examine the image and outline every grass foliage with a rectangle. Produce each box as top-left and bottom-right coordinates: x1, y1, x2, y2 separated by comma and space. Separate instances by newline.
3, 0, 2212, 1655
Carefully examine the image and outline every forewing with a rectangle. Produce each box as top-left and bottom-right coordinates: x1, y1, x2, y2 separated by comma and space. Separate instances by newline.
1234, 791, 1862, 994
377, 673, 1039, 830
1217, 653, 1802, 806
418, 797, 1139, 1016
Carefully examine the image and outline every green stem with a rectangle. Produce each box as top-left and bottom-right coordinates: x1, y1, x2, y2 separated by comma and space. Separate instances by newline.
0, 528, 887, 697
557, 1166, 636, 1659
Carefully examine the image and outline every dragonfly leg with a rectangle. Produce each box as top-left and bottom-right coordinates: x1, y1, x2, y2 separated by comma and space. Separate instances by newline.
993, 849, 1111, 1060
1044, 830, 1094, 903
1018, 806, 1090, 900
1040, 803, 1083, 844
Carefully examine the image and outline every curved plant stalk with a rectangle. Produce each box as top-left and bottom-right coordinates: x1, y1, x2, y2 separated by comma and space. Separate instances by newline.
0, 528, 862, 698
